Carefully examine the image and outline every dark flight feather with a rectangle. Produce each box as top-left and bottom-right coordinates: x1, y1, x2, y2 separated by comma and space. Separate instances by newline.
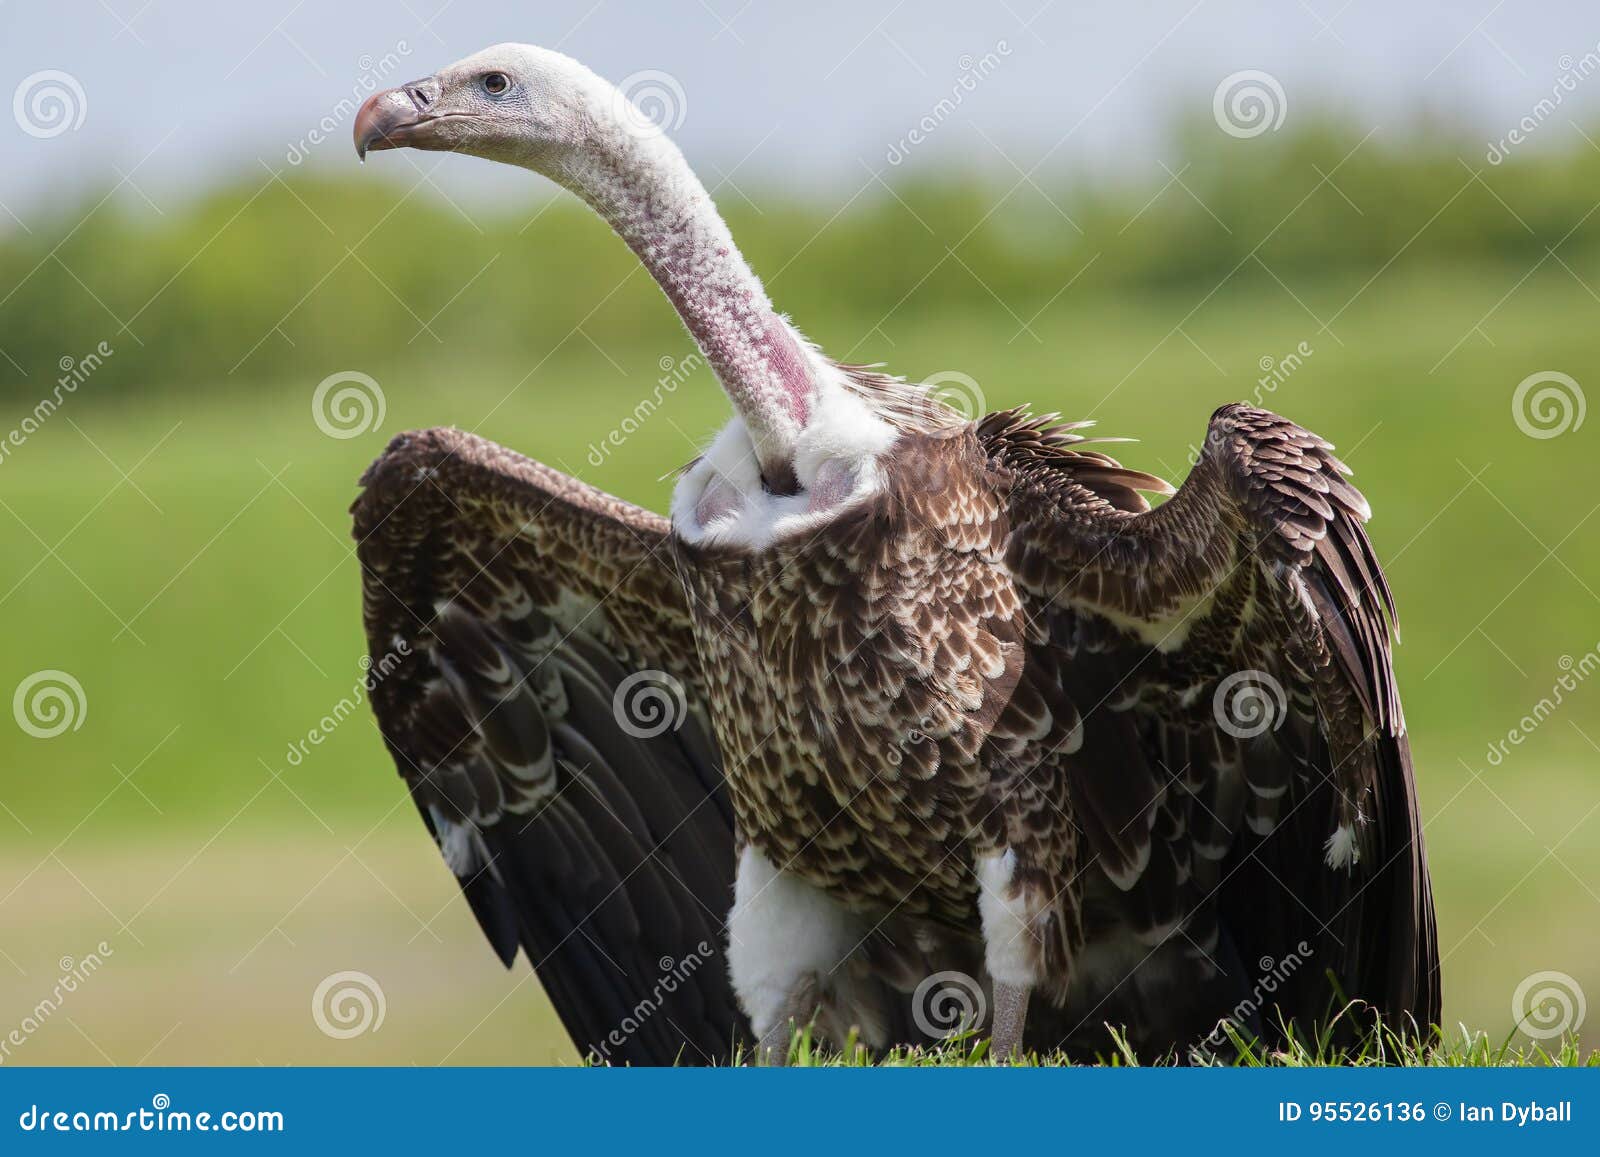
353, 427, 748, 1065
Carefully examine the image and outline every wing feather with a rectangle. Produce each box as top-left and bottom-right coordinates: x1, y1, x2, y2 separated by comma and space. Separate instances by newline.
352, 427, 747, 1064
990, 402, 1439, 1041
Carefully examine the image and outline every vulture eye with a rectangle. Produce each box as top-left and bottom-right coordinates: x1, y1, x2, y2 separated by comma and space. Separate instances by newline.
481, 72, 511, 97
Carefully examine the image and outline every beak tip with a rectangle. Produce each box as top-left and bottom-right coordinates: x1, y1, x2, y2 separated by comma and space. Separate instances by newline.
355, 80, 439, 163
353, 88, 400, 162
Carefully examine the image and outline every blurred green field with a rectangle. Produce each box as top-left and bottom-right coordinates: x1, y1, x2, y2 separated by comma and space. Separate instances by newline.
3, 121, 1599, 1062
4, 269, 1598, 1063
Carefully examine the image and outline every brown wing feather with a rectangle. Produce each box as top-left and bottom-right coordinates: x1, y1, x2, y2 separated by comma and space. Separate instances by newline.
989, 402, 1439, 1042
352, 426, 748, 1064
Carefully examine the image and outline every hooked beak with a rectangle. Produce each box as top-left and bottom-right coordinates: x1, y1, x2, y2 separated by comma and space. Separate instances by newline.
354, 77, 442, 159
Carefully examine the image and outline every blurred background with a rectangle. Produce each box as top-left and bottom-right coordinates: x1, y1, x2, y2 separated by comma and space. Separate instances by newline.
2, 0, 1597, 1064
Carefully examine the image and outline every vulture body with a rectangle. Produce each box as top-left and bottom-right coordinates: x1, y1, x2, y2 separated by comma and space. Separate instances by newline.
350, 44, 1439, 1065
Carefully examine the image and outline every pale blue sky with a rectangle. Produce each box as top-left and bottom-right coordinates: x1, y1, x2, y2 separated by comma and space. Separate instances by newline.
3, 0, 1600, 216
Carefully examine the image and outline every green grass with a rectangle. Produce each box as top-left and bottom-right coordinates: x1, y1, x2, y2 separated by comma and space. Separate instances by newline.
754, 1021, 1600, 1067
2, 263, 1598, 1063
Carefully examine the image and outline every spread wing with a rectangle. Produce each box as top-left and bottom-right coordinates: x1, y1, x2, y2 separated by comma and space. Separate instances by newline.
352, 427, 747, 1064
989, 402, 1439, 1041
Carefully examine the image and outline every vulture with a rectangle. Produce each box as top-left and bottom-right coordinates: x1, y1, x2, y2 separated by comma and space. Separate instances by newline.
349, 43, 1439, 1065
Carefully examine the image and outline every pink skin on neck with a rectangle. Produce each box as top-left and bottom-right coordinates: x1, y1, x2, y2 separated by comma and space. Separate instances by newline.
649, 233, 815, 430
560, 138, 814, 482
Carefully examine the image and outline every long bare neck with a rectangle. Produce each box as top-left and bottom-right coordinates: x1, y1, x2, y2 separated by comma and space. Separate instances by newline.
555, 126, 814, 487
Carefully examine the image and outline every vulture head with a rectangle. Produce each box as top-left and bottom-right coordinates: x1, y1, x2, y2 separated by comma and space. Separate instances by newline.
354, 44, 606, 167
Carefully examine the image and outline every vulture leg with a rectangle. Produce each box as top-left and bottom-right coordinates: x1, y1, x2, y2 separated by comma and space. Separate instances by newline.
729, 846, 876, 1064
977, 851, 1040, 1061
991, 981, 1031, 1062
752, 974, 823, 1066
754, 1022, 794, 1066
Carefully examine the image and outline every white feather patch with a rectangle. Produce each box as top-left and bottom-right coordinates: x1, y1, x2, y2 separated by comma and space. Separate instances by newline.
429, 807, 484, 878
726, 846, 869, 1039
1083, 587, 1219, 652
1324, 824, 1360, 869
975, 850, 1038, 987
671, 366, 898, 550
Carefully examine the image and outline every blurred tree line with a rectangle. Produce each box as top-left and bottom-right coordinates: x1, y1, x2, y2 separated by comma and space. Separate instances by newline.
3, 116, 1598, 397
